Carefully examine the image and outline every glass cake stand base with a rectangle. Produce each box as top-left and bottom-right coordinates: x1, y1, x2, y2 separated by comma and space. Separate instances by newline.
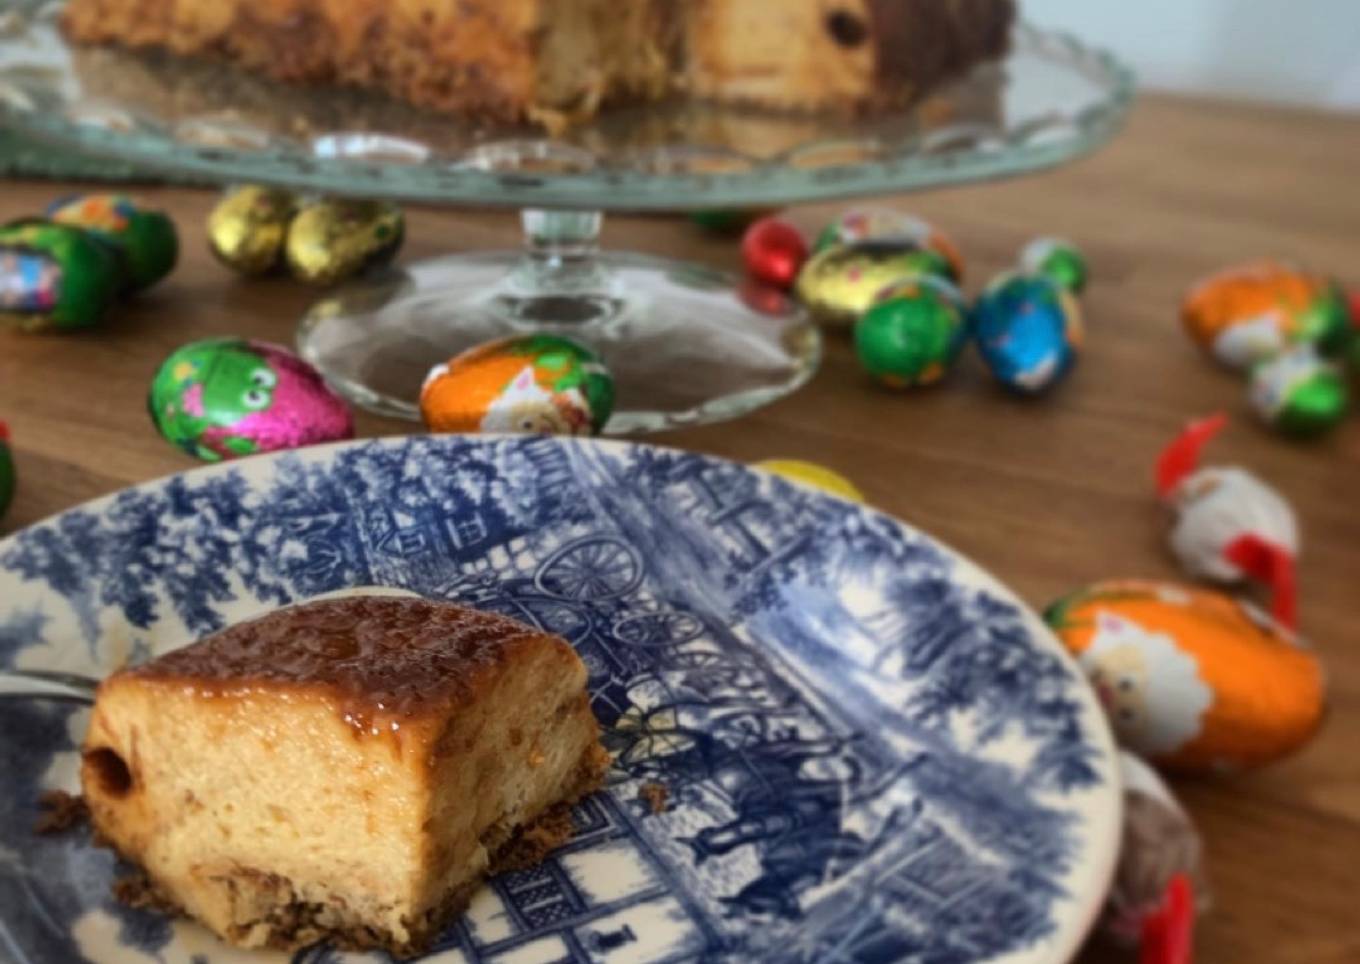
297, 211, 820, 434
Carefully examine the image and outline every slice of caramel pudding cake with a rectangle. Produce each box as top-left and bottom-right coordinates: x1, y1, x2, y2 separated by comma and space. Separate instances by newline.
80, 595, 609, 954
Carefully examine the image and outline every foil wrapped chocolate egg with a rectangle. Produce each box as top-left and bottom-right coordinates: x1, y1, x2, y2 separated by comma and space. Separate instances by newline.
46, 193, 178, 291
1045, 580, 1326, 772
149, 338, 354, 462
421, 335, 615, 436
812, 208, 964, 281
0, 220, 122, 333
973, 271, 1084, 393
285, 199, 404, 286
795, 239, 958, 326
1182, 261, 1350, 371
756, 459, 864, 503
207, 186, 299, 276
0, 420, 13, 521
1249, 346, 1349, 438
1019, 236, 1088, 294
1102, 753, 1207, 948
855, 275, 968, 388
689, 209, 771, 235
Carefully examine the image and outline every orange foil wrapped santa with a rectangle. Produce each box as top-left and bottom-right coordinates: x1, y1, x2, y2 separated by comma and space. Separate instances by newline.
1046, 580, 1325, 772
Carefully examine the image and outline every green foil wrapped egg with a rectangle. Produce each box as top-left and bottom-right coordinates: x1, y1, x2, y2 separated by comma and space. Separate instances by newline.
150, 338, 354, 462
1019, 236, 1088, 294
855, 275, 969, 388
285, 199, 404, 286
207, 186, 299, 276
795, 239, 957, 326
47, 193, 178, 291
689, 209, 771, 234
0, 220, 123, 333
1249, 347, 1349, 438
0, 420, 13, 521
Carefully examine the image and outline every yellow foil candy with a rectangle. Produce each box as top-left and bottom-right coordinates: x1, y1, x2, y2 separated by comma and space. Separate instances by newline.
1046, 580, 1325, 772
285, 199, 404, 286
756, 459, 865, 503
207, 186, 298, 276
795, 239, 958, 326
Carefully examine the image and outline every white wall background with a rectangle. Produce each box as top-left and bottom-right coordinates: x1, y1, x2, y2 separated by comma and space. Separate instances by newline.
1027, 0, 1360, 110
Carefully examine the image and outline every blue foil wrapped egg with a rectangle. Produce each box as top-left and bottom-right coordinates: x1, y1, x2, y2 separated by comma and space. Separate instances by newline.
973, 271, 1085, 393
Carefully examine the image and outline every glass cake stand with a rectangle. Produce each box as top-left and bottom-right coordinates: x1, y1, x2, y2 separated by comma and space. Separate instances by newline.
0, 1, 1133, 432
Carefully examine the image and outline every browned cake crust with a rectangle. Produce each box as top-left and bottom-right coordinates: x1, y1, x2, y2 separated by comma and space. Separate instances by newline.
129, 595, 561, 730
60, 0, 1015, 124
81, 596, 610, 954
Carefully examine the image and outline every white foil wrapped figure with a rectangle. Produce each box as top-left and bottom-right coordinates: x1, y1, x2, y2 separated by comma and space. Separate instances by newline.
1155, 414, 1298, 628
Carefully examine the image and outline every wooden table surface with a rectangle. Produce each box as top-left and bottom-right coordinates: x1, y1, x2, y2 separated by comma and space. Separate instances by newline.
1, 93, 1357, 962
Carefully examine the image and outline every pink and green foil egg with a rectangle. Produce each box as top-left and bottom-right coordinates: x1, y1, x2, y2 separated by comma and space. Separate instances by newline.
149, 338, 353, 462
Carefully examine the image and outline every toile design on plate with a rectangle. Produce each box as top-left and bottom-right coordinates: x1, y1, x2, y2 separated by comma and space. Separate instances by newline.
0, 437, 1113, 964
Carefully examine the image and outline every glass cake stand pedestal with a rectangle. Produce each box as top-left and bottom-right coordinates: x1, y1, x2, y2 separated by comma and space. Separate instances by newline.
0, 3, 1133, 433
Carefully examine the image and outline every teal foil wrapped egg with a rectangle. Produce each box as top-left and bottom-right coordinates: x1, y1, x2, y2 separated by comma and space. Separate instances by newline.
0, 220, 123, 333
795, 239, 958, 326
0, 420, 13, 521
149, 338, 354, 462
1249, 347, 1350, 438
973, 271, 1085, 393
855, 275, 969, 388
47, 193, 178, 292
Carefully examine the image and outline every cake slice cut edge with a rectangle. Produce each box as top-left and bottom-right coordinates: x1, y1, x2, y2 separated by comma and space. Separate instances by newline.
79, 596, 611, 954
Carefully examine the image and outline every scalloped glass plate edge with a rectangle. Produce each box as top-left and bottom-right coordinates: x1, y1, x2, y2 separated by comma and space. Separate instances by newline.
0, 8, 1135, 208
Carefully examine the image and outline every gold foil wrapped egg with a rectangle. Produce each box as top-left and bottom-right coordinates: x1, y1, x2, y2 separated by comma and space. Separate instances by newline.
207, 186, 298, 276
285, 199, 404, 286
1046, 580, 1325, 772
794, 239, 957, 326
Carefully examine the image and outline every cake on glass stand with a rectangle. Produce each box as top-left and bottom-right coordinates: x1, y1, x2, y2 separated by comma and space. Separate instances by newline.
0, 2, 1133, 433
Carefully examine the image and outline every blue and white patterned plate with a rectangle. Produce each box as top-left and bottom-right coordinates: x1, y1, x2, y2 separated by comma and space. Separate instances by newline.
0, 436, 1119, 964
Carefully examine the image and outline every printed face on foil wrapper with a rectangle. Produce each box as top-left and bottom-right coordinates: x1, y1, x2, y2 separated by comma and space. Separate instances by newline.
1166, 466, 1298, 584
1182, 261, 1350, 371
150, 339, 354, 462
1046, 580, 1325, 772
420, 335, 615, 437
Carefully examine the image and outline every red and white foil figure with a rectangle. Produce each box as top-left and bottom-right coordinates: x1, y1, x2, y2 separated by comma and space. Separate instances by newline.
1105, 753, 1206, 964
1155, 414, 1298, 628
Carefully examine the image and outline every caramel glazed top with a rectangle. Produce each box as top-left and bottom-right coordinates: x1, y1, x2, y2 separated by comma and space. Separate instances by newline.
122, 596, 567, 724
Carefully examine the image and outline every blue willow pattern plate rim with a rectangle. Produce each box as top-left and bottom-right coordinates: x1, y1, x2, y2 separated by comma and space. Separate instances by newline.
0, 435, 1121, 964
